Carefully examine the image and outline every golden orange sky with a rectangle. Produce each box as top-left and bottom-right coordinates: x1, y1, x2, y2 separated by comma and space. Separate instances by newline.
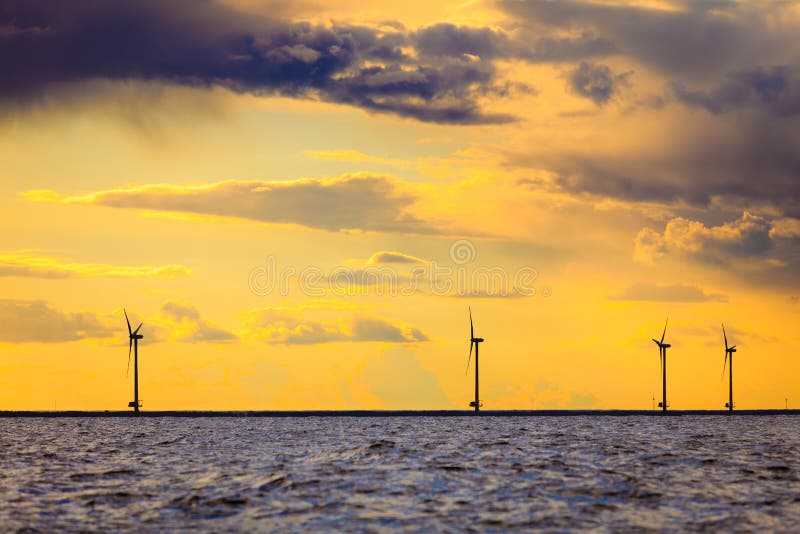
1, 0, 799, 410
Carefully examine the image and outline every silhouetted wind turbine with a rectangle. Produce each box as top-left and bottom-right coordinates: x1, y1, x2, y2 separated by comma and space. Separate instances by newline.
651, 318, 670, 412
465, 307, 484, 413
722, 324, 737, 413
124, 309, 143, 414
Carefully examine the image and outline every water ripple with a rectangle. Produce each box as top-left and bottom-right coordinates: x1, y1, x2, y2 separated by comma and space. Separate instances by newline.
0, 416, 798, 531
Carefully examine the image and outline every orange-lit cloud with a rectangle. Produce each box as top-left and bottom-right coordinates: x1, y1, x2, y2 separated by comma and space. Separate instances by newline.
366, 251, 427, 265
244, 308, 428, 344
0, 251, 192, 279
24, 174, 435, 234
0, 300, 116, 343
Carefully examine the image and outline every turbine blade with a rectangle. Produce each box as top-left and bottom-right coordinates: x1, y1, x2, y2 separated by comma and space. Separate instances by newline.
721, 352, 728, 382
730, 345, 736, 350
469, 306, 474, 340
134, 322, 143, 334
127, 339, 132, 377
465, 340, 473, 376
124, 309, 132, 336
660, 318, 668, 344
723, 323, 728, 350
652, 338, 661, 345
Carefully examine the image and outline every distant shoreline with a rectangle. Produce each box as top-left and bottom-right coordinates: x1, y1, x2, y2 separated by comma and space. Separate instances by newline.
1, 409, 798, 417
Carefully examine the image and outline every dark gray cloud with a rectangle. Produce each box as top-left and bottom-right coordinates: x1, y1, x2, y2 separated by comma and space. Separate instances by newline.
31, 174, 435, 234
567, 61, 631, 105
413, 22, 614, 63
0, 0, 525, 124
0, 299, 115, 343
612, 283, 727, 303
500, 0, 793, 78
498, 1, 800, 214
672, 66, 800, 116
512, 115, 800, 214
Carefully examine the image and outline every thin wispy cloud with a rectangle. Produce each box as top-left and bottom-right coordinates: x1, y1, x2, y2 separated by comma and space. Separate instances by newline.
0, 251, 192, 279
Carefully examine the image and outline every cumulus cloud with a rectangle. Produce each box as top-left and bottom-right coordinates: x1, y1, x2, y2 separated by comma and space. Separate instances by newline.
612, 283, 727, 303
244, 308, 428, 345
24, 173, 435, 234
567, 61, 631, 105
634, 212, 775, 265
633, 212, 800, 286
0, 300, 116, 343
0, 251, 192, 279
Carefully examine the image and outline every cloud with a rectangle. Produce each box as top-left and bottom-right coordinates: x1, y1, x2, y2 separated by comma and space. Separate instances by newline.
0, 0, 525, 124
633, 212, 800, 286
358, 347, 452, 409
672, 66, 800, 116
509, 113, 800, 214
0, 251, 192, 279
0, 300, 116, 343
500, 0, 794, 78
24, 173, 435, 234
567, 61, 631, 105
634, 212, 776, 265
413, 22, 615, 63
612, 283, 727, 303
244, 309, 428, 345
159, 301, 236, 343
497, 0, 800, 216
366, 251, 426, 265
0, 299, 236, 345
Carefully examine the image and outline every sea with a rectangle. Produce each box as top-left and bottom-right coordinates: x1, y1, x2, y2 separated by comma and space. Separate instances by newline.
1, 415, 798, 531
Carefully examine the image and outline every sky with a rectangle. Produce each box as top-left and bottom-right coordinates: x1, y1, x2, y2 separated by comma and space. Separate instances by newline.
1, 0, 799, 411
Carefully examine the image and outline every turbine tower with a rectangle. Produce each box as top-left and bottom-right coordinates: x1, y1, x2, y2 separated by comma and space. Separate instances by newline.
651, 318, 670, 412
722, 324, 737, 413
124, 309, 143, 414
465, 307, 484, 413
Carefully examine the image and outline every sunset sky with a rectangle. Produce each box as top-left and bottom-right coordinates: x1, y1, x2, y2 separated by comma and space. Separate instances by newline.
1, 0, 799, 411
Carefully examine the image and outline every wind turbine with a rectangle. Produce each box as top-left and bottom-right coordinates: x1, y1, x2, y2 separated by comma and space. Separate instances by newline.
651, 318, 670, 412
124, 309, 143, 414
722, 324, 736, 413
465, 307, 484, 413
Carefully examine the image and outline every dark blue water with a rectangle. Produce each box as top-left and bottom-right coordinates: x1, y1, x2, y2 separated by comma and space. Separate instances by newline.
1, 416, 798, 531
